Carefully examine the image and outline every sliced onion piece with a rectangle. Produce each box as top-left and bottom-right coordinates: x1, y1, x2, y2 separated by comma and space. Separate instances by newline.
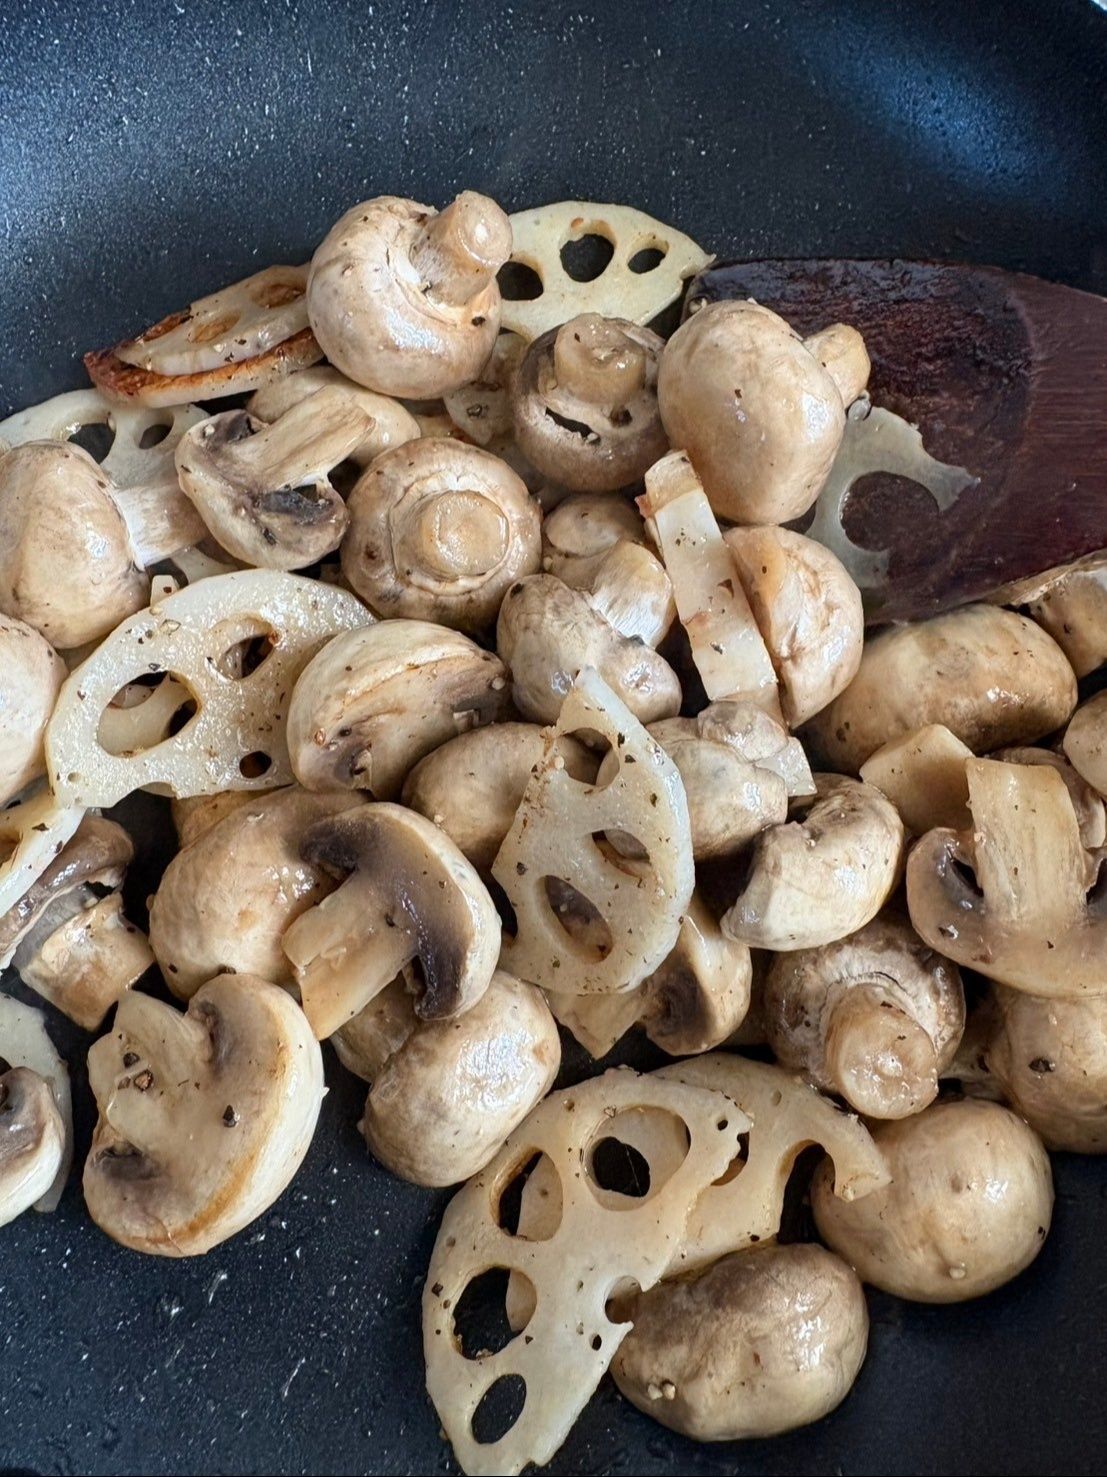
0, 994, 73, 1211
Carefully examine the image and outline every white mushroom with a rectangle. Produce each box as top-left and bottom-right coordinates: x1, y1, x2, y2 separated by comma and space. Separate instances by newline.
0, 615, 66, 807
247, 365, 420, 466
84, 975, 324, 1256
859, 723, 973, 835
1062, 690, 1107, 799
442, 331, 527, 445
0, 995, 71, 1218
540, 492, 646, 588
1015, 553, 1107, 677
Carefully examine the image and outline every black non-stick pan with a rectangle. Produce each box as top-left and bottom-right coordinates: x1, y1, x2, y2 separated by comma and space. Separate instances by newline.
3, 2, 1107, 1473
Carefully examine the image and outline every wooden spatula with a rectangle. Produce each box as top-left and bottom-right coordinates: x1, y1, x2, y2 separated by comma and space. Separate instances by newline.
687, 259, 1107, 624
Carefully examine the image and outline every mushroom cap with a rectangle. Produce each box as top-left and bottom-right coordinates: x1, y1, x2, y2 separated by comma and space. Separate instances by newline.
0, 441, 147, 648
287, 619, 513, 800
84, 975, 325, 1256
401, 722, 597, 870
612, 1243, 868, 1441
175, 389, 369, 570
149, 786, 364, 999
657, 301, 846, 524
540, 493, 645, 588
496, 573, 681, 725
307, 193, 510, 397
1063, 690, 1107, 800
170, 789, 267, 849
725, 525, 864, 727
638, 892, 753, 1055
723, 775, 905, 951
341, 439, 541, 632
360, 970, 560, 1186
0, 615, 65, 806
512, 315, 667, 492
0, 1067, 66, 1228
285, 802, 500, 1038
1018, 553, 1107, 678
984, 989, 1107, 1152
805, 604, 1078, 773
331, 977, 417, 1081
764, 915, 966, 1119
247, 365, 420, 467
804, 322, 871, 406
812, 1098, 1053, 1302
442, 331, 526, 446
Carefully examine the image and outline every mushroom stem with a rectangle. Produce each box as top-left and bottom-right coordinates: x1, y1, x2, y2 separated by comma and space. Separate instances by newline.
411, 192, 512, 307
823, 984, 939, 1120
112, 479, 208, 566
14, 890, 154, 1032
553, 315, 647, 407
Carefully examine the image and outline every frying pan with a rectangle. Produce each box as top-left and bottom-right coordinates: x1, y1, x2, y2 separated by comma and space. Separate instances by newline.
2, 2, 1107, 1473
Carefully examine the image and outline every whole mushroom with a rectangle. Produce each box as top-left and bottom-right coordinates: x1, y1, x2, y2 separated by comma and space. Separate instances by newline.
764, 915, 965, 1119
341, 439, 541, 633
512, 314, 667, 492
308, 192, 512, 397
612, 1244, 868, 1441
358, 970, 560, 1186
657, 301, 864, 524
812, 1098, 1053, 1302
540, 492, 646, 588
1062, 690, 1107, 799
0, 614, 66, 806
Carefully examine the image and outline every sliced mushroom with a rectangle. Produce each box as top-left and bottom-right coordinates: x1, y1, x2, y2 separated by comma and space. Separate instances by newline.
812, 1098, 1053, 1302
175, 388, 373, 569
1062, 690, 1107, 799
247, 365, 420, 466
859, 724, 973, 836
612, 1244, 868, 1441
723, 776, 904, 952
0, 816, 152, 1029
442, 331, 526, 445
308, 192, 512, 397
84, 975, 324, 1256
0, 995, 73, 1213
981, 988, 1107, 1152
551, 893, 753, 1057
341, 439, 541, 632
540, 492, 646, 587
725, 525, 864, 727
0, 441, 206, 649
287, 620, 513, 799
401, 722, 597, 870
0, 1068, 65, 1229
657, 301, 856, 524
805, 605, 1078, 773
511, 315, 667, 492
764, 916, 966, 1119
282, 803, 500, 1039
360, 970, 560, 1186
907, 757, 1107, 996
0, 615, 66, 806
497, 572, 680, 725
149, 787, 365, 999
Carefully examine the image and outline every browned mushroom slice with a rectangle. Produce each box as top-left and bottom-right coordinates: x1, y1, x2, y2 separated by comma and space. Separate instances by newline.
283, 803, 500, 1039
176, 389, 373, 569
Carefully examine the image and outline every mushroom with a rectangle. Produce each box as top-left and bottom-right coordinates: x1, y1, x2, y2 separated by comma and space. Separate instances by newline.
442, 331, 526, 446
1007, 552, 1107, 678
611, 1244, 868, 1441
149, 787, 366, 999
496, 571, 680, 725
812, 1098, 1053, 1302
340, 439, 541, 632
401, 722, 597, 870
282, 803, 500, 1039
907, 758, 1107, 996
331, 976, 418, 1081
84, 974, 324, 1256
359, 970, 560, 1186
0, 440, 206, 649
170, 790, 266, 849
175, 387, 374, 569
724, 525, 864, 727
0, 816, 154, 1029
246, 365, 420, 466
859, 724, 973, 836
657, 301, 858, 524
722, 775, 904, 952
803, 322, 872, 406
287, 620, 513, 800
511, 314, 667, 492
1062, 690, 1107, 799
0, 1068, 66, 1229
0, 614, 66, 806
804, 604, 1078, 774
980, 988, 1107, 1153
992, 746, 1106, 849
540, 492, 646, 588
763, 915, 966, 1119
308, 192, 512, 397
598, 701, 811, 863
550, 892, 753, 1057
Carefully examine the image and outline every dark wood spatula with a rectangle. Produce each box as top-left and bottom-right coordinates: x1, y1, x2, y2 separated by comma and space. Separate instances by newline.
686, 259, 1107, 625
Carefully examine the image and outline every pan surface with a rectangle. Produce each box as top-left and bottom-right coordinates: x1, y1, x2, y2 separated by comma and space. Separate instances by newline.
2, 2, 1107, 1473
